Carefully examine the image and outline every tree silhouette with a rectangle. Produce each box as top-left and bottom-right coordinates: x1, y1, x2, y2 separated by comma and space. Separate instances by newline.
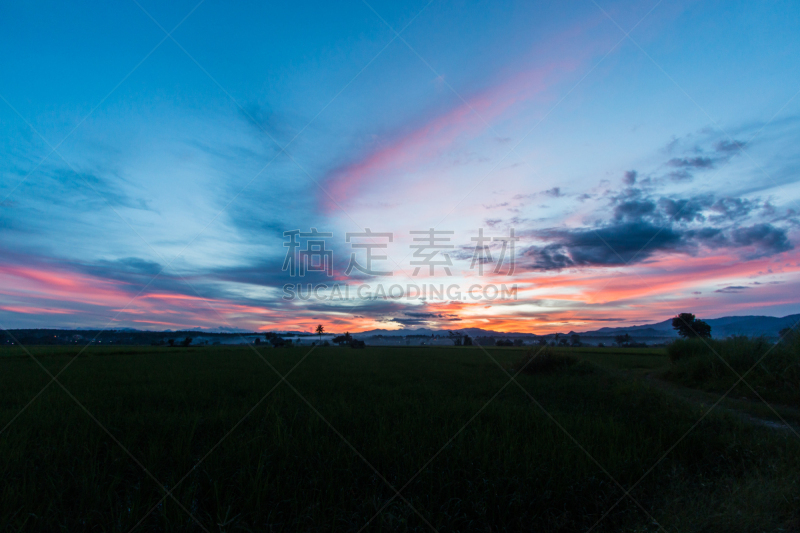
448, 331, 468, 346
614, 333, 631, 346
332, 332, 352, 346
315, 324, 325, 344
672, 313, 712, 339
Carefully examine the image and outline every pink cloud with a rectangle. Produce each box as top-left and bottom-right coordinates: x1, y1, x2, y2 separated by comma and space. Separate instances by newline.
0, 263, 279, 330
0, 305, 74, 315
0, 264, 133, 308
317, 19, 617, 213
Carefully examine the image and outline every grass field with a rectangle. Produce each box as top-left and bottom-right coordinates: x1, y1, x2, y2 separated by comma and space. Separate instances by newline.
2, 344, 799, 532
662, 337, 800, 407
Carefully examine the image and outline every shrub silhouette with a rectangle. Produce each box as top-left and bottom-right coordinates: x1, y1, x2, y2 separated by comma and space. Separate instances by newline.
665, 335, 800, 403
516, 347, 578, 375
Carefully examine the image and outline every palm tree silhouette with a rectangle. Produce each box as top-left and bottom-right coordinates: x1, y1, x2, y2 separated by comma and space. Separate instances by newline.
315, 324, 325, 344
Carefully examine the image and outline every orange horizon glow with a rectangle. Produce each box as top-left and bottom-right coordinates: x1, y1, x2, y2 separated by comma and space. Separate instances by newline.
2, 244, 797, 335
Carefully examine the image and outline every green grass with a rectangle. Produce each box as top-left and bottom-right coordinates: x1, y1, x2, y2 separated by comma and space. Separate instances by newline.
567, 346, 669, 373
662, 337, 800, 406
1, 345, 799, 532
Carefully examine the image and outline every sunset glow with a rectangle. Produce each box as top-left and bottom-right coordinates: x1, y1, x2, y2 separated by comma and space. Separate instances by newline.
2, 0, 799, 333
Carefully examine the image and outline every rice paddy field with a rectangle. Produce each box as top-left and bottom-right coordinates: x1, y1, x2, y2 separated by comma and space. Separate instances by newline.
1, 344, 799, 532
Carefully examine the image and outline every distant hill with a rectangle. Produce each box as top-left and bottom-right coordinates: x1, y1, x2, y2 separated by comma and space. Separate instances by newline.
355, 314, 800, 339
356, 327, 538, 338
582, 314, 800, 339
5, 314, 798, 347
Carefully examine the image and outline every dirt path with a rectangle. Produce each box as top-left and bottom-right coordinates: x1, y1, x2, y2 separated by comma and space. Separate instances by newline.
639, 371, 800, 433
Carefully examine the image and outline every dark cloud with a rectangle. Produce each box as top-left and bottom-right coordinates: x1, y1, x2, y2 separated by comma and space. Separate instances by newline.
623, 170, 637, 185
710, 197, 758, 221
715, 286, 749, 293
403, 311, 459, 322
66, 256, 198, 296
654, 132, 752, 185
521, 187, 796, 271
668, 169, 693, 181
512, 188, 566, 204
610, 186, 646, 202
297, 298, 411, 319
613, 199, 656, 221
525, 222, 683, 270
731, 223, 793, 257
449, 245, 479, 262
683, 227, 728, 248
404, 312, 446, 319
714, 140, 746, 153
95, 257, 163, 276
387, 314, 461, 326
389, 317, 429, 326
659, 196, 712, 223
211, 254, 352, 289
668, 156, 714, 169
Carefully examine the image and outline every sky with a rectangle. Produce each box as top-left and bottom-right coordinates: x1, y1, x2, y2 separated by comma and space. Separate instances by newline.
1, 0, 800, 334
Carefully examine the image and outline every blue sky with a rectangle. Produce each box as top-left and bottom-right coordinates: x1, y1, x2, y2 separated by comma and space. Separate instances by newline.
2, 0, 800, 333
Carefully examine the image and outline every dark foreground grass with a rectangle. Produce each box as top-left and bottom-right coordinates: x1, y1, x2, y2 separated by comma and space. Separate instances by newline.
663, 336, 800, 406
513, 346, 579, 374
571, 347, 669, 373
1, 345, 799, 532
